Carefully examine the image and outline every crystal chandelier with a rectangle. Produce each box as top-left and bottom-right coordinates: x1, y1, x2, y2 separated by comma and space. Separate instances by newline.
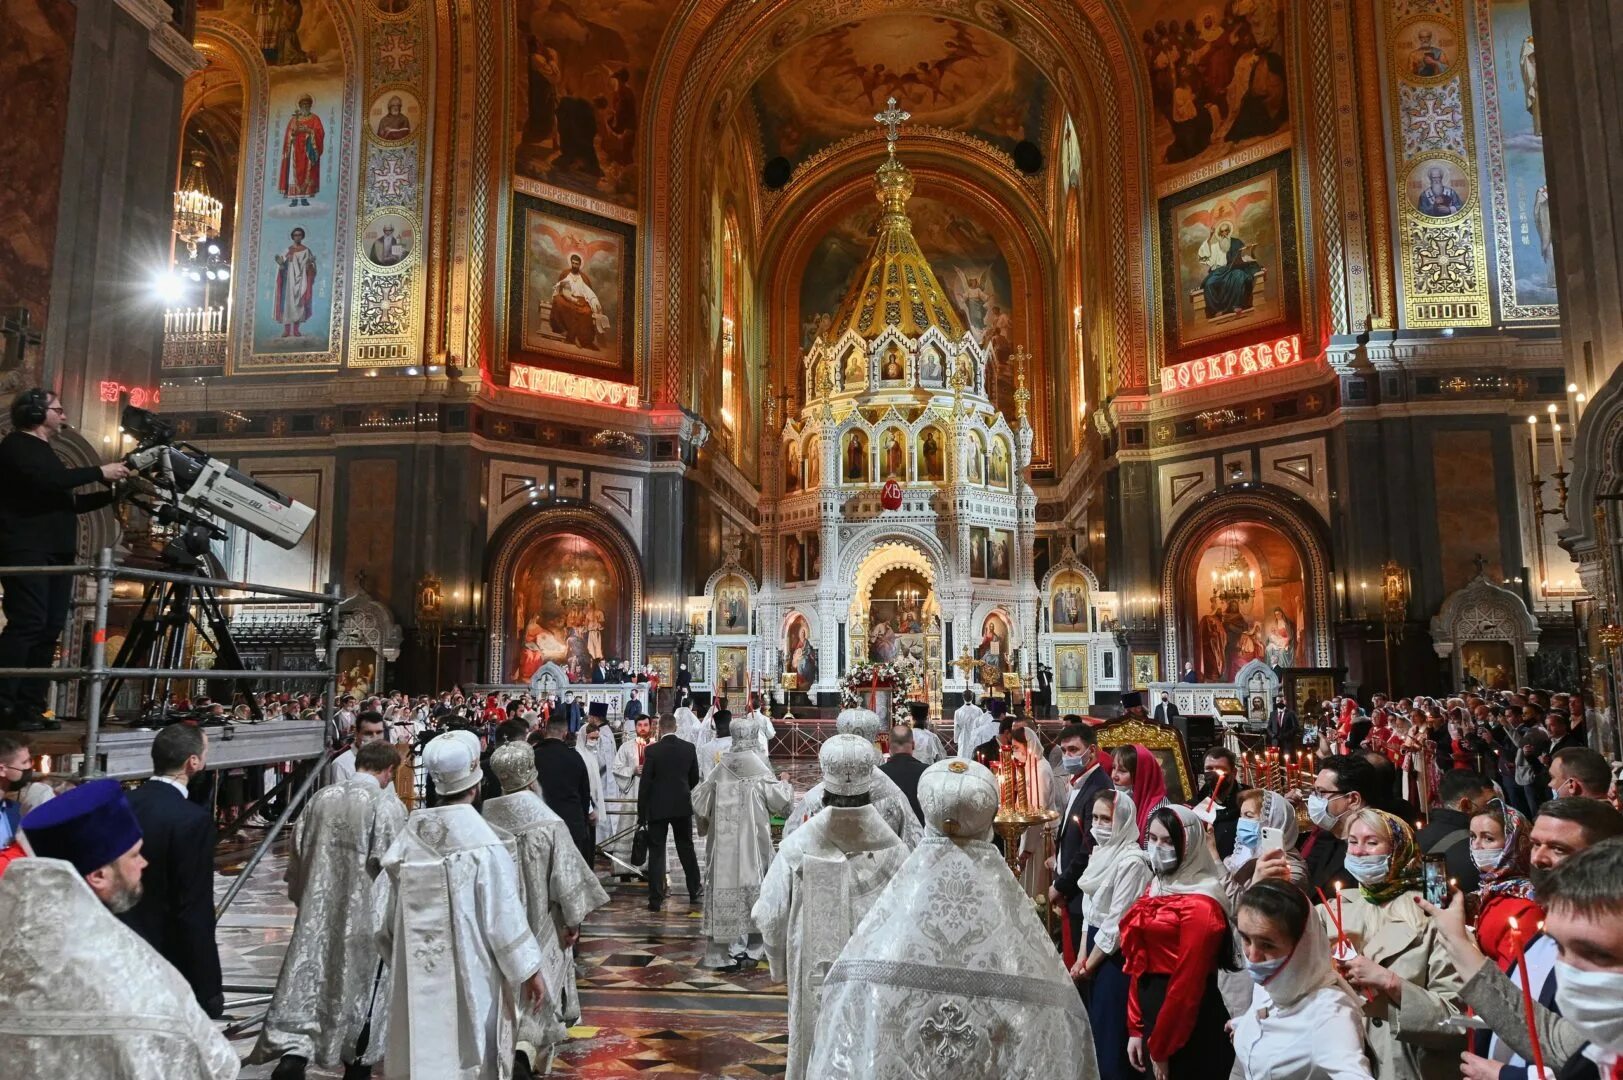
1210, 531, 1255, 606
173, 153, 222, 256
552, 571, 597, 613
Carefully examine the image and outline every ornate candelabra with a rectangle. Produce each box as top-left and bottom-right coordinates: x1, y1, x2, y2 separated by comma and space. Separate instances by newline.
990, 739, 1058, 878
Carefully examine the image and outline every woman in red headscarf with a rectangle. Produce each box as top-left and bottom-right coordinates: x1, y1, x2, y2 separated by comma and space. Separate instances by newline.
1111, 743, 1170, 837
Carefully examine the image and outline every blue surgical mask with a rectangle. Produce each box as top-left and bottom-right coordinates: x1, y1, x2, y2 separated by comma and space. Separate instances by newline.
1235, 818, 1262, 849
1244, 954, 1289, 983
1344, 853, 1391, 884
1061, 754, 1086, 775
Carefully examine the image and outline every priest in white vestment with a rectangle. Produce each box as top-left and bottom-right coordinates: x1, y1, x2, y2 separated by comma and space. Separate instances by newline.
696, 708, 734, 779
575, 725, 611, 845
1, 780, 239, 1079
673, 703, 701, 744
953, 692, 984, 754
808, 758, 1100, 1080
483, 742, 610, 1076
606, 714, 651, 873
752, 735, 909, 1080
692, 714, 794, 969
373, 731, 547, 1080
745, 703, 777, 751
783, 708, 921, 848
910, 718, 946, 765
249, 741, 408, 1078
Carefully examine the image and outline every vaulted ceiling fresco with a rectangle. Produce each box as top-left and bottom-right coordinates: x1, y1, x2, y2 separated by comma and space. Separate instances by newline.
750, 14, 1049, 170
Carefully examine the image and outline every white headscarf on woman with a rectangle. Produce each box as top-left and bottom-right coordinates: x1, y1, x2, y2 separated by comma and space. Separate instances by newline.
1250, 891, 1352, 1009
1078, 789, 1148, 897
1149, 804, 1231, 911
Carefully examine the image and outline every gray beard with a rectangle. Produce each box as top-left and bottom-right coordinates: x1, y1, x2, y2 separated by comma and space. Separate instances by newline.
103, 882, 143, 915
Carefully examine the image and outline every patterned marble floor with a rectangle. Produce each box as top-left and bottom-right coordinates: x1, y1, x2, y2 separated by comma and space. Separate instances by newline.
219, 760, 823, 1078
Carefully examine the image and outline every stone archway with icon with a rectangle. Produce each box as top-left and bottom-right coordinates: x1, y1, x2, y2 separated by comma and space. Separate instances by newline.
1430, 572, 1541, 691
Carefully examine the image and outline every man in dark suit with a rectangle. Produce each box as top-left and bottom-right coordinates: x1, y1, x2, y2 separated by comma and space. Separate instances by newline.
533, 716, 596, 864
119, 723, 224, 1017
638, 714, 702, 911
1266, 694, 1300, 749
560, 691, 584, 735
1048, 721, 1112, 943
1152, 691, 1180, 727
880, 725, 927, 823
1180, 661, 1200, 683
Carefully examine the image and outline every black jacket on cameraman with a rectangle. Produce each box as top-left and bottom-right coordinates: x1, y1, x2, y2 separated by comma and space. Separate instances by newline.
0, 431, 116, 558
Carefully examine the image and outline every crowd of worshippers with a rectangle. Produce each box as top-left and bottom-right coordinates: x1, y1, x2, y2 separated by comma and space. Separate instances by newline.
1, 682, 1622, 1080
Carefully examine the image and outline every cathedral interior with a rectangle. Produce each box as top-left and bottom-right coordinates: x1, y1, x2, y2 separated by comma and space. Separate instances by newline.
13, 0, 1614, 726
10, 0, 1623, 1074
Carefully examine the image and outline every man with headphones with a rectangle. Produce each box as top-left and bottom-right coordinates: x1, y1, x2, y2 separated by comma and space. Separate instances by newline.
0, 388, 130, 731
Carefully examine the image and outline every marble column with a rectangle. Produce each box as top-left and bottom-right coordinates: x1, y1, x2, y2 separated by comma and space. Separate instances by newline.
43, 0, 203, 441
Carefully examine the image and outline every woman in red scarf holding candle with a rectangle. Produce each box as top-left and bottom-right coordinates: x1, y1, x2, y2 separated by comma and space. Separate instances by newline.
1466, 804, 1541, 972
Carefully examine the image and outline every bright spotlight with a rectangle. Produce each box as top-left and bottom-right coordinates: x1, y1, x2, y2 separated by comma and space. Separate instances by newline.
153, 270, 186, 305
217, 268, 230, 280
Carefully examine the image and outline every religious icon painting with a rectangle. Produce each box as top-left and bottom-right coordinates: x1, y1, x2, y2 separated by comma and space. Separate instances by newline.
368, 89, 420, 142
843, 430, 870, 483
783, 438, 802, 494
1405, 154, 1473, 221
784, 613, 818, 686
881, 429, 907, 481
1131, 652, 1159, 692
988, 529, 1013, 581
1054, 644, 1088, 692
1395, 18, 1460, 81
1158, 150, 1300, 360
917, 426, 946, 482
783, 534, 805, 584
805, 533, 822, 579
1460, 640, 1515, 691
509, 192, 635, 382
648, 655, 674, 684
987, 437, 1011, 489
362, 212, 415, 271
967, 433, 986, 485
969, 526, 989, 579
804, 435, 821, 488
714, 575, 750, 635
1050, 572, 1089, 629
716, 646, 749, 693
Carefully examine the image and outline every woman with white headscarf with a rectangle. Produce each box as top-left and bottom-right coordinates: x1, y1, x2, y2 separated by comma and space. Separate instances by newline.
1012, 721, 1056, 898
1071, 789, 1153, 1080
1120, 805, 1237, 1078
1231, 879, 1374, 1079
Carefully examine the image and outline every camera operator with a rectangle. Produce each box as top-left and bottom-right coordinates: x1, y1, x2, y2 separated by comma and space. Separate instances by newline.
0, 389, 130, 731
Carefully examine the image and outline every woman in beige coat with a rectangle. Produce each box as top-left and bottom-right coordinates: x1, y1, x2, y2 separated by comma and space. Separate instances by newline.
1315, 808, 1465, 1080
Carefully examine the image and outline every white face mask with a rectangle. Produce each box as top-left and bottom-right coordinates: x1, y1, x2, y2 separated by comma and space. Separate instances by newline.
1307, 794, 1345, 831
1344, 853, 1391, 884
1554, 960, 1623, 1052
1090, 823, 1113, 846
1148, 843, 1179, 875
1469, 846, 1503, 871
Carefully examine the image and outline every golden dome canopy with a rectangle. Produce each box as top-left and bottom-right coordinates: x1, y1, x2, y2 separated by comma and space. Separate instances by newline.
824, 140, 965, 344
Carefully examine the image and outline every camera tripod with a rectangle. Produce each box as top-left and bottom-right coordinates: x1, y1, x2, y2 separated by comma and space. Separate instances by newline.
101, 518, 260, 726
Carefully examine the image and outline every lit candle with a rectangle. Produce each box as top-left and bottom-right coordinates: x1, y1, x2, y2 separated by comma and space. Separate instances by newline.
1576, 392, 1587, 422
1548, 403, 1562, 466
1507, 917, 1548, 1079
1528, 415, 1539, 476
1567, 381, 1579, 424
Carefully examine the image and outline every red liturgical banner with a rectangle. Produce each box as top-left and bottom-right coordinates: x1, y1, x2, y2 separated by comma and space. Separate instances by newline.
1158, 334, 1304, 393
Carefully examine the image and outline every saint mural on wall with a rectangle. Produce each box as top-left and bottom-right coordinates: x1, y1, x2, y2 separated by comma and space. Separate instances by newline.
917, 427, 945, 481
866, 568, 931, 665
514, 198, 633, 379
785, 614, 818, 687
844, 430, 869, 483
1185, 522, 1308, 682
977, 611, 1011, 676
715, 576, 750, 634
1051, 572, 1088, 629
507, 533, 621, 684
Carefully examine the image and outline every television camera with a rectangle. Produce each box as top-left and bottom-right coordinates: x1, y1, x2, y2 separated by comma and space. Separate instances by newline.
106, 405, 318, 727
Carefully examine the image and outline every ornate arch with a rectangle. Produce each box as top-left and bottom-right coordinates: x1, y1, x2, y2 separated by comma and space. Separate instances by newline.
485, 504, 646, 681
1159, 486, 1334, 675
834, 524, 951, 591
639, 0, 1151, 414
1429, 574, 1541, 689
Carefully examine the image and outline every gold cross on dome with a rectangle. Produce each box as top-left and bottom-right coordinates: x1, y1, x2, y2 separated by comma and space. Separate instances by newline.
874, 97, 910, 148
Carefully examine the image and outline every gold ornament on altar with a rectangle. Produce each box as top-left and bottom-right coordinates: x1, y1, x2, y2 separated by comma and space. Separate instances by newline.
990, 737, 1058, 878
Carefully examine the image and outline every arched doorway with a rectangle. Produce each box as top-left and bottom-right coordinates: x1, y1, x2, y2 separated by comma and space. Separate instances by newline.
845, 540, 943, 676
487, 507, 643, 684
1162, 491, 1333, 680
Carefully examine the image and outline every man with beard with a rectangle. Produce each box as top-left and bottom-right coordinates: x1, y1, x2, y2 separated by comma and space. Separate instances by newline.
0, 781, 238, 1078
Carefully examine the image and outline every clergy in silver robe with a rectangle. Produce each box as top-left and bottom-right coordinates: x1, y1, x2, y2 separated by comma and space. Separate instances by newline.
580, 723, 615, 845
1, 779, 239, 1080
482, 742, 610, 1070
808, 758, 1100, 1080
248, 743, 408, 1069
374, 731, 546, 1080
606, 716, 651, 869
673, 704, 702, 744
696, 709, 734, 780
692, 714, 794, 967
751, 735, 909, 1080
783, 708, 922, 848
911, 722, 946, 765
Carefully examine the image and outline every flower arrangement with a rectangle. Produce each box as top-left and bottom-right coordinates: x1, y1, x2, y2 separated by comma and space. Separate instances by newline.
841, 656, 925, 726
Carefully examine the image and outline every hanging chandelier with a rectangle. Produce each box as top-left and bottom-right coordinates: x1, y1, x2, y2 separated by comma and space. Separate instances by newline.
1210, 531, 1255, 606
552, 571, 597, 611
173, 153, 222, 256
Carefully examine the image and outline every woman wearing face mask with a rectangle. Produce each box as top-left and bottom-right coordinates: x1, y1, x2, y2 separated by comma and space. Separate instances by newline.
1120, 805, 1237, 1079
1318, 808, 1465, 1080
1466, 804, 1541, 972
1070, 789, 1153, 1080
1230, 879, 1375, 1079
1112, 744, 1169, 839
1012, 724, 1057, 898
1224, 788, 1306, 897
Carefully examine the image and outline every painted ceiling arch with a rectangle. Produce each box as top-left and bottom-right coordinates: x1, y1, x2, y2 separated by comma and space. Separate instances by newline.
638, 0, 1153, 412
